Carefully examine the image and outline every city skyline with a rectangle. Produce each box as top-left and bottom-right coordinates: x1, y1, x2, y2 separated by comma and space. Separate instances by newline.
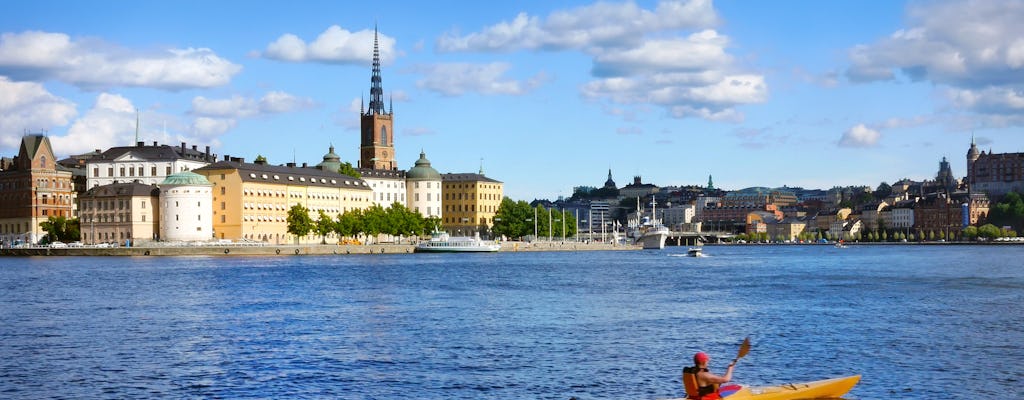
2, 0, 1023, 200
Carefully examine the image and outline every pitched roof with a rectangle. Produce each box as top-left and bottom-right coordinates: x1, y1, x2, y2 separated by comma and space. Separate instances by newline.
195, 161, 371, 191
441, 172, 502, 184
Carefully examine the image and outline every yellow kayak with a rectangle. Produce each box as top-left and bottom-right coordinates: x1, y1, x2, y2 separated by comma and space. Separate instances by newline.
666, 375, 860, 400
723, 375, 860, 400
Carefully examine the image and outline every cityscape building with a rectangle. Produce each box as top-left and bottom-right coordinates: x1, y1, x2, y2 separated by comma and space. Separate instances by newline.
158, 171, 213, 242
0, 135, 75, 245
78, 182, 159, 245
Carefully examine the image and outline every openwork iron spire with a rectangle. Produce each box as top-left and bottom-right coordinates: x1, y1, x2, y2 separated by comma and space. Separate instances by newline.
368, 26, 385, 115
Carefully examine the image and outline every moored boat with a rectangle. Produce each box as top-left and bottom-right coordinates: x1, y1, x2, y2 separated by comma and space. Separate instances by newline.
414, 230, 500, 253
666, 375, 860, 400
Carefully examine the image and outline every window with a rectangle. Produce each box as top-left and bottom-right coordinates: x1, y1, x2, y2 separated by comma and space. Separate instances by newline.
108, 167, 114, 176
220, 187, 225, 195
93, 168, 99, 177
221, 202, 225, 210
166, 166, 172, 175
141, 201, 146, 209
221, 215, 226, 223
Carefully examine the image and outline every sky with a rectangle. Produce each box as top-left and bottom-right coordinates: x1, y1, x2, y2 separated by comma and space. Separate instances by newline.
2, 0, 1024, 201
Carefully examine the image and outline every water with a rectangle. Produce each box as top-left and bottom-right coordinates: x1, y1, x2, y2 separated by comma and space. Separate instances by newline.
1, 245, 1022, 399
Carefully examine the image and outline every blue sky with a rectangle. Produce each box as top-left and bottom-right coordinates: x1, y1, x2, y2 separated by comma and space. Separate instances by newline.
3, 0, 1023, 200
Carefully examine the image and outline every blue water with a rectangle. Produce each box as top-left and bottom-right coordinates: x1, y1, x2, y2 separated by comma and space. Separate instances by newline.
1, 245, 1022, 399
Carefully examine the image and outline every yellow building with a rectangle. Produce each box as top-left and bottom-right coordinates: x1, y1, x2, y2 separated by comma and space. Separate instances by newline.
79, 182, 160, 245
194, 158, 372, 244
441, 172, 503, 237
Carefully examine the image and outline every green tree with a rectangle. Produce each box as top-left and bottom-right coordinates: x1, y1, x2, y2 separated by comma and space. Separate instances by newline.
963, 226, 979, 240
492, 198, 537, 239
39, 216, 80, 243
286, 204, 314, 244
875, 182, 893, 200
361, 204, 386, 242
335, 209, 362, 239
338, 162, 361, 179
314, 210, 335, 244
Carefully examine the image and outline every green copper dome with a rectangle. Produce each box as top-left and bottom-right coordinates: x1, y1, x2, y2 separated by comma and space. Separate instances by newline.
160, 171, 212, 186
406, 151, 441, 181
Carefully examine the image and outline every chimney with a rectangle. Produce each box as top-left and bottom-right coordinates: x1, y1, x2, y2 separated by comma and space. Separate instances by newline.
224, 154, 230, 161
192, 145, 197, 151
205, 146, 210, 161
137, 141, 144, 147
153, 141, 157, 146
181, 142, 186, 154
302, 162, 308, 168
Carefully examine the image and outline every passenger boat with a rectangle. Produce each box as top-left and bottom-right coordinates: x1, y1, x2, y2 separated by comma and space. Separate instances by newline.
666, 375, 860, 400
414, 230, 500, 253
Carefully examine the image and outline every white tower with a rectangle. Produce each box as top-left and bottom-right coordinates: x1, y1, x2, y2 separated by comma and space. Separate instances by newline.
158, 171, 213, 241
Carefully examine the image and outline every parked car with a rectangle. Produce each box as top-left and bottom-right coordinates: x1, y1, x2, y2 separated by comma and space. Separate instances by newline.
68, 241, 84, 247
49, 241, 67, 248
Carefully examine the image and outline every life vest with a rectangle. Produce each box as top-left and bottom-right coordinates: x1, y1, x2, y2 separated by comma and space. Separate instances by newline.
682, 366, 719, 399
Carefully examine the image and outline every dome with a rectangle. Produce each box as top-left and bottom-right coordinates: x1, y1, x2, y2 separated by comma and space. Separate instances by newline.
406, 151, 441, 181
160, 171, 212, 186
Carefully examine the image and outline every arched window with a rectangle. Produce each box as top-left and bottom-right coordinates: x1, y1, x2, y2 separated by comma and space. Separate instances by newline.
381, 126, 388, 146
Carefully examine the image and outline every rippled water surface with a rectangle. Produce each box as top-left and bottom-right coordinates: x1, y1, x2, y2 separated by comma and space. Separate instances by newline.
2, 245, 1022, 399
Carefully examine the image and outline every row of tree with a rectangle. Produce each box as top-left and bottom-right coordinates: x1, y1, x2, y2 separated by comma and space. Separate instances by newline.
286, 202, 440, 244
490, 198, 577, 240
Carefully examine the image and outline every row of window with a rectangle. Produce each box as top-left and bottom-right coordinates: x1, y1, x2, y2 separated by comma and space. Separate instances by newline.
82, 200, 147, 211
93, 166, 174, 178
445, 204, 497, 213
445, 192, 501, 201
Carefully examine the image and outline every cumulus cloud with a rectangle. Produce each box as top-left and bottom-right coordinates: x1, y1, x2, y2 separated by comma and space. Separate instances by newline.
413, 62, 547, 96
846, 0, 1024, 117
188, 91, 316, 135
432, 0, 764, 122
838, 124, 881, 148
0, 76, 77, 151
0, 31, 241, 90
437, 0, 718, 52
263, 25, 396, 65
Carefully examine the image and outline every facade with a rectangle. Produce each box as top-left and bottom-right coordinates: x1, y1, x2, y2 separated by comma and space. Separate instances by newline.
914, 193, 963, 239
82, 141, 215, 189
359, 169, 407, 208
661, 204, 696, 230
967, 138, 1024, 198
359, 28, 397, 171
79, 182, 160, 245
193, 159, 372, 244
441, 172, 504, 236
158, 171, 213, 242
405, 151, 442, 218
0, 135, 75, 245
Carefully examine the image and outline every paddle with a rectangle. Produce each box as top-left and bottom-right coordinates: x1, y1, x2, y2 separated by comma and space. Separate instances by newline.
731, 337, 751, 365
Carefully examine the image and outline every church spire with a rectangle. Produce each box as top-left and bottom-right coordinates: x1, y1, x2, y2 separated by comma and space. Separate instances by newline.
367, 25, 385, 115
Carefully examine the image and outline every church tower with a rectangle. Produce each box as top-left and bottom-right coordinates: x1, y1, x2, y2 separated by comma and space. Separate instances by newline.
359, 26, 395, 171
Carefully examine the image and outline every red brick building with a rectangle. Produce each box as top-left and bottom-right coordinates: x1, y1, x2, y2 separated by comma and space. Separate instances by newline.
0, 135, 75, 245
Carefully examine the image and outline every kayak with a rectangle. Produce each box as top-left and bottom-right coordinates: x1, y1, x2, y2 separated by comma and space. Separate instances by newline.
666, 375, 860, 400
723, 375, 860, 400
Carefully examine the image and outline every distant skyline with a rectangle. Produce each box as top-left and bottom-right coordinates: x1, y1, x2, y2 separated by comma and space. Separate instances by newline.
2, 0, 1023, 200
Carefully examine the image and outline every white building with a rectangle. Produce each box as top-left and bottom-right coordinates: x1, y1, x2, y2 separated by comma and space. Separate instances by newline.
405, 151, 442, 218
662, 204, 696, 230
158, 171, 213, 241
358, 169, 407, 208
83, 141, 215, 189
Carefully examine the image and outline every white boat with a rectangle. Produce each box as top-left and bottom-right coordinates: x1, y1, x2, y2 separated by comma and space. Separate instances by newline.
415, 230, 500, 253
687, 247, 703, 257
640, 225, 670, 249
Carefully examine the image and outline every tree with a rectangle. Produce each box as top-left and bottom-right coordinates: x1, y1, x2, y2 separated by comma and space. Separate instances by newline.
314, 210, 335, 244
39, 216, 80, 243
875, 182, 893, 200
963, 226, 979, 240
988, 191, 1024, 232
338, 162, 361, 179
335, 209, 362, 240
492, 198, 535, 240
286, 204, 314, 244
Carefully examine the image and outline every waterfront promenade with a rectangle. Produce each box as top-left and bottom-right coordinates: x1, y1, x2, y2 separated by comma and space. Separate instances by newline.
0, 241, 635, 257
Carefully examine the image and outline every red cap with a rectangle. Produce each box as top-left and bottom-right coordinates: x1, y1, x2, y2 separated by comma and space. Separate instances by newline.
694, 352, 709, 364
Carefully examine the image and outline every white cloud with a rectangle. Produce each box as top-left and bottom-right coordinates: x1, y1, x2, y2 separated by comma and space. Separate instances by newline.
437, 0, 718, 52
188, 91, 316, 136
50, 93, 135, 156
263, 26, 396, 65
845, 0, 1024, 119
838, 124, 881, 148
0, 76, 77, 151
432, 0, 762, 122
414, 62, 546, 96
0, 31, 241, 90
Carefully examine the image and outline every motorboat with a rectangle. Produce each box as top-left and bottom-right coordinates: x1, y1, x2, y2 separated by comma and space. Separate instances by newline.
687, 247, 703, 257
414, 230, 500, 253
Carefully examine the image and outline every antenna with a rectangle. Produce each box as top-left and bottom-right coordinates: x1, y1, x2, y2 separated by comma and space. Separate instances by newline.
135, 108, 140, 144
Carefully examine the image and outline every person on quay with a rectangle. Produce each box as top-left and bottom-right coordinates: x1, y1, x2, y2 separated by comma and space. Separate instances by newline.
682, 351, 741, 399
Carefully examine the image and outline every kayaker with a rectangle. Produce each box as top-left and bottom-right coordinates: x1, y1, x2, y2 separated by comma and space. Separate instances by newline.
682, 351, 738, 400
